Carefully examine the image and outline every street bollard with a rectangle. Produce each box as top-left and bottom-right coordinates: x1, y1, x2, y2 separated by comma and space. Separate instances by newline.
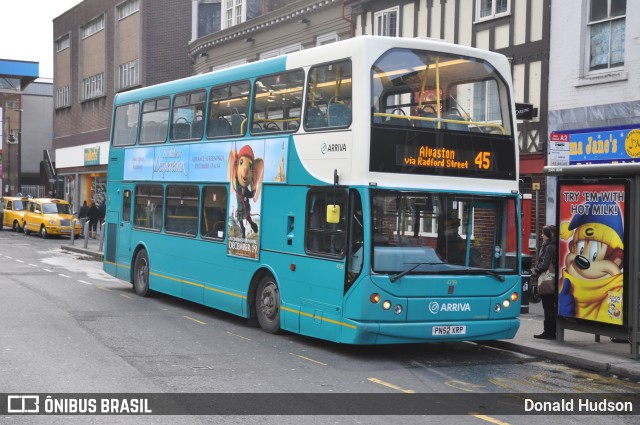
70, 220, 78, 245
98, 222, 105, 252
84, 221, 90, 249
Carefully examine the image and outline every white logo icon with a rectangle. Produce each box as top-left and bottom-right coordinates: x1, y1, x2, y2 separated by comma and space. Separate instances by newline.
7, 395, 40, 413
429, 301, 440, 314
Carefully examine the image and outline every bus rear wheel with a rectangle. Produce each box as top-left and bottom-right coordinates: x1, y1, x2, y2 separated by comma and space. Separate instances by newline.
256, 275, 281, 334
133, 249, 152, 297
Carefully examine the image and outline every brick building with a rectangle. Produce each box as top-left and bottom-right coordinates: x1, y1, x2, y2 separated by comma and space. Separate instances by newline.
53, 0, 192, 210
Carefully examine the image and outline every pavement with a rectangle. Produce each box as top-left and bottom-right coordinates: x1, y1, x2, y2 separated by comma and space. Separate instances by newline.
60, 237, 640, 381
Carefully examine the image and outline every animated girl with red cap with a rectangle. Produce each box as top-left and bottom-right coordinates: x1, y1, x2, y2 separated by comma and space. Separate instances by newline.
228, 144, 264, 238
558, 202, 624, 324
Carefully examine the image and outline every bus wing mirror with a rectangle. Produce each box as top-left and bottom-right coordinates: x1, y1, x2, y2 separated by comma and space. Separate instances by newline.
326, 204, 340, 224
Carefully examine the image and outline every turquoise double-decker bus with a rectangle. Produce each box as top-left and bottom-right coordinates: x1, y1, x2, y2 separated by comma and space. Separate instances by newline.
104, 36, 522, 344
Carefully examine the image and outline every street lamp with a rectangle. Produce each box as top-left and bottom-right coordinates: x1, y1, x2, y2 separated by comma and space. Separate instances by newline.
4, 107, 22, 195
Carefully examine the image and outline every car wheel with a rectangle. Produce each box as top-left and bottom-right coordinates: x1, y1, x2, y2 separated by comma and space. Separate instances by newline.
24, 222, 30, 235
13, 221, 20, 232
255, 275, 281, 334
40, 225, 49, 239
133, 250, 152, 297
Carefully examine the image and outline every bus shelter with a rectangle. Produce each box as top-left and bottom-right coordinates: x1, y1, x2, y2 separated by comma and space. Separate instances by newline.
544, 163, 640, 359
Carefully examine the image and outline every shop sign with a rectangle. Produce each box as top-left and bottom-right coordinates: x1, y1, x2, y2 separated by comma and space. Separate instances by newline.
84, 146, 100, 166
568, 128, 640, 164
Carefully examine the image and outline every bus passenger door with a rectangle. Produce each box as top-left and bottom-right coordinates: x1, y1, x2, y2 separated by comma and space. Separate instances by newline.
116, 187, 134, 281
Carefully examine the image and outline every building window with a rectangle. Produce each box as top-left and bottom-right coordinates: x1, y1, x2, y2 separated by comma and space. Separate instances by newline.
56, 85, 70, 109
259, 44, 302, 60
476, 0, 510, 21
223, 0, 244, 29
82, 15, 105, 39
118, 0, 140, 20
119, 59, 139, 90
588, 0, 626, 71
82, 73, 104, 101
374, 6, 399, 36
198, 1, 221, 38
55, 35, 70, 52
316, 32, 338, 46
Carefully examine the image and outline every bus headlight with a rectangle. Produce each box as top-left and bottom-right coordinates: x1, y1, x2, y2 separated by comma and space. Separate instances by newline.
382, 300, 392, 310
502, 299, 510, 308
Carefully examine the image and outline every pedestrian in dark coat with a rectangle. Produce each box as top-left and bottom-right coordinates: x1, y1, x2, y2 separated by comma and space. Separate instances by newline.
532, 225, 558, 339
88, 202, 100, 238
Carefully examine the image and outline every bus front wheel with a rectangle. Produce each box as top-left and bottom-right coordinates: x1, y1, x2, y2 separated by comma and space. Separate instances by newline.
133, 250, 152, 297
256, 276, 281, 334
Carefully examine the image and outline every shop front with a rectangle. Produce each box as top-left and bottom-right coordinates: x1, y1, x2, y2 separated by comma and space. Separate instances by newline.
55, 142, 109, 213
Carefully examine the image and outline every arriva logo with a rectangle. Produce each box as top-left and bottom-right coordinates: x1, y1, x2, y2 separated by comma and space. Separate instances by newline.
321, 143, 347, 154
429, 302, 471, 314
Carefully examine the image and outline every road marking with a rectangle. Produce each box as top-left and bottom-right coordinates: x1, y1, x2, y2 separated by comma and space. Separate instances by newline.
183, 315, 207, 325
43, 268, 53, 273
28, 264, 39, 268
471, 414, 511, 425
6, 256, 12, 259
226, 331, 251, 341
120, 293, 133, 299
367, 378, 415, 394
444, 380, 485, 392
78, 280, 92, 285
289, 353, 327, 366
97, 286, 112, 292
15, 259, 24, 263
58, 273, 71, 278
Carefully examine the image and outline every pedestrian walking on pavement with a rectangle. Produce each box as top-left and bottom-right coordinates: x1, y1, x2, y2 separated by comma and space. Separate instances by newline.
88, 201, 100, 239
98, 201, 106, 224
78, 201, 89, 238
531, 225, 558, 340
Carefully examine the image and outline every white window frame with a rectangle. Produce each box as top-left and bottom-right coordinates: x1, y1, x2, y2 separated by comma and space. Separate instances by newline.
82, 15, 105, 39
374, 6, 399, 37
222, 0, 245, 30
119, 59, 139, 89
210, 58, 247, 72
118, 0, 140, 20
82, 73, 104, 101
316, 32, 338, 46
585, 0, 626, 73
475, 0, 511, 22
56, 85, 70, 109
259, 44, 302, 60
55, 35, 70, 53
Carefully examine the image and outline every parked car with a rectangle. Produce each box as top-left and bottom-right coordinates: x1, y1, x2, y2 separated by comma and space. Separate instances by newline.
2, 196, 29, 232
23, 198, 81, 238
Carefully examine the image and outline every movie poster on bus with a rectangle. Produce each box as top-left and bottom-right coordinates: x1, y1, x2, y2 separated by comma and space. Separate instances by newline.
226, 138, 288, 259
557, 182, 626, 326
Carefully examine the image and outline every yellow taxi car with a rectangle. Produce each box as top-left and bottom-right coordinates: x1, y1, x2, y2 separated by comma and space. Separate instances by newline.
2, 196, 29, 232
23, 198, 81, 238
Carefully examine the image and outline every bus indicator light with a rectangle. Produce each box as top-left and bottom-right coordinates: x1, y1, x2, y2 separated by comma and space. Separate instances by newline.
290, 264, 296, 271
370, 293, 380, 304
511, 292, 519, 302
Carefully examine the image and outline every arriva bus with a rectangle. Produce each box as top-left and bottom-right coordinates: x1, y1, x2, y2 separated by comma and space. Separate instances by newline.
104, 36, 521, 344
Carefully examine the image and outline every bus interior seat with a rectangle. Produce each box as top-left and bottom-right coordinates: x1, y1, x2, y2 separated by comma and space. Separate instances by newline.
327, 101, 351, 127
415, 106, 437, 129
387, 109, 411, 127
231, 112, 245, 135
157, 121, 169, 141
208, 117, 232, 137
306, 105, 327, 128
172, 122, 191, 140
191, 119, 204, 139
445, 109, 469, 132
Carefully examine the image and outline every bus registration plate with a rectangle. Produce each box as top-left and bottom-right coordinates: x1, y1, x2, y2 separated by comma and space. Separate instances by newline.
432, 325, 466, 336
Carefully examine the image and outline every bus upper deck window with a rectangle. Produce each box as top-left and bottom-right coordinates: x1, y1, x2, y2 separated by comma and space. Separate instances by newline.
304, 60, 352, 130
112, 103, 140, 146
208, 81, 250, 138
252, 70, 304, 134
141, 97, 170, 144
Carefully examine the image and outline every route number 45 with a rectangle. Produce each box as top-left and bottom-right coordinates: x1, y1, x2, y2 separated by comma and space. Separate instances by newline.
474, 151, 491, 170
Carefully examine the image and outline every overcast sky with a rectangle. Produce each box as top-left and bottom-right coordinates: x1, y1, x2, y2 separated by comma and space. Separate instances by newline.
0, 0, 84, 80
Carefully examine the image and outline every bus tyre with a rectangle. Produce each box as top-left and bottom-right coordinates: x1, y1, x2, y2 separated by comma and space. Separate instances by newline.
40, 225, 48, 239
256, 276, 281, 334
133, 250, 152, 297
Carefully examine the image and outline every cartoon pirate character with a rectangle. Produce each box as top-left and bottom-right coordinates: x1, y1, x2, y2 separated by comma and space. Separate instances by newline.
558, 202, 624, 324
228, 145, 264, 239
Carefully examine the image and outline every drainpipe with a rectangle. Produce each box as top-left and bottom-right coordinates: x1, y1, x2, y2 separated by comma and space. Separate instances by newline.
342, 0, 355, 37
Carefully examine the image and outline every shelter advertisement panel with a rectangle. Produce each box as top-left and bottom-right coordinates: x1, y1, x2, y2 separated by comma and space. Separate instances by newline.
557, 181, 626, 326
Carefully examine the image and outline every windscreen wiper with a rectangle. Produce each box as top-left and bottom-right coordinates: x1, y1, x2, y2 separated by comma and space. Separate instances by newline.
389, 262, 443, 283
449, 268, 506, 282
